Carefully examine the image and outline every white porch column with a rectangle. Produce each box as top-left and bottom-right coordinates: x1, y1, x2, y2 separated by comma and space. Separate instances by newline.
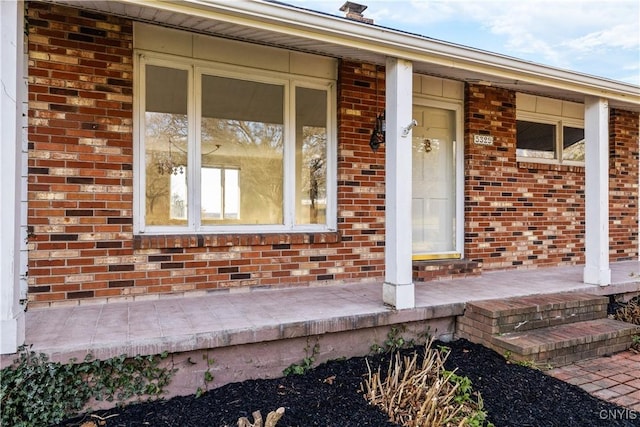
383, 57, 415, 309
1, 0, 26, 354
583, 96, 611, 286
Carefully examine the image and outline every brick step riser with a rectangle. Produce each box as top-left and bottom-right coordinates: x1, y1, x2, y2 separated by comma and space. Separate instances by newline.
461, 303, 608, 335
413, 260, 481, 282
457, 293, 639, 368
488, 335, 634, 367
458, 326, 636, 367
414, 269, 481, 282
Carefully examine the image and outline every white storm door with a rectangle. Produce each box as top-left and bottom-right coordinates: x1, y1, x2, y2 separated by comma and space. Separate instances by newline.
412, 105, 458, 258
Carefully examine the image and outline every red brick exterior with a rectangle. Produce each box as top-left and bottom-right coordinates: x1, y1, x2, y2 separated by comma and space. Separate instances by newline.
609, 109, 640, 261
336, 60, 387, 277
465, 84, 587, 269
27, 2, 135, 305
26, 3, 387, 307
26, 3, 639, 306
464, 85, 639, 270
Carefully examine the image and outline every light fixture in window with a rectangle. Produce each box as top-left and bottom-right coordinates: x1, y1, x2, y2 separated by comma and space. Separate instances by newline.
155, 137, 184, 175
156, 137, 221, 175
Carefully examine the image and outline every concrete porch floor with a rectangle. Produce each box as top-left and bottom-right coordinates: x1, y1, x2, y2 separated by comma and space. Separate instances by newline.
10, 261, 639, 360
2, 261, 639, 402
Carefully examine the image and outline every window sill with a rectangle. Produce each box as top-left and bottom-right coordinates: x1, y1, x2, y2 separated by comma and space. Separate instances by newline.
517, 161, 585, 173
133, 231, 341, 250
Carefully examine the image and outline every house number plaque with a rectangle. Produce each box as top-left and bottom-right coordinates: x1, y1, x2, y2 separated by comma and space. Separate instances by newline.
473, 134, 494, 146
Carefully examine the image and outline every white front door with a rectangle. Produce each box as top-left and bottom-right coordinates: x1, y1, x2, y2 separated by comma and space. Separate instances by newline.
412, 104, 459, 259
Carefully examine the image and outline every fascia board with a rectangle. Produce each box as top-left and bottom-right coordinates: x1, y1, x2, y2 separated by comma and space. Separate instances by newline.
123, 0, 639, 106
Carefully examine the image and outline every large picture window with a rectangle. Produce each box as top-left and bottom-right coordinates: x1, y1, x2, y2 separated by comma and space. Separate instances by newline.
136, 55, 336, 234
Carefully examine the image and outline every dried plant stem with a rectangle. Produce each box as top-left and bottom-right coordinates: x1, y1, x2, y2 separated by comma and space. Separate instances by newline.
614, 298, 640, 325
237, 407, 285, 427
363, 339, 485, 427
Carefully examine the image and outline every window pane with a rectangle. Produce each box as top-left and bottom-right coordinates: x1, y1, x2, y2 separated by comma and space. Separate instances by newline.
200, 167, 240, 220
201, 167, 222, 219
295, 88, 327, 225
562, 126, 585, 162
144, 65, 188, 226
201, 74, 284, 225
516, 120, 556, 159
224, 169, 240, 219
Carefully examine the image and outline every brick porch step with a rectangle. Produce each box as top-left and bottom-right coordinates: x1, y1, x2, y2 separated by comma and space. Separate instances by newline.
460, 292, 608, 336
490, 318, 639, 366
457, 292, 640, 367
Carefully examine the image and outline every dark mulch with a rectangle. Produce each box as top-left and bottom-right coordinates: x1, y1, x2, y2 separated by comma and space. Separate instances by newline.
55, 339, 639, 427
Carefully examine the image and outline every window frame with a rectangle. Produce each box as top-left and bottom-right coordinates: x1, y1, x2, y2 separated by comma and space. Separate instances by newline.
516, 111, 585, 166
133, 51, 337, 235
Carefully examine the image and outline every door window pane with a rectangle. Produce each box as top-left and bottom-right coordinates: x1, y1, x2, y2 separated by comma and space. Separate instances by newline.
144, 65, 188, 226
516, 120, 556, 159
295, 87, 327, 225
201, 75, 284, 225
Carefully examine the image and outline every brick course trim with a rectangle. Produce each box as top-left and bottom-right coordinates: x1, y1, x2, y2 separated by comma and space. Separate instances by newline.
133, 232, 342, 250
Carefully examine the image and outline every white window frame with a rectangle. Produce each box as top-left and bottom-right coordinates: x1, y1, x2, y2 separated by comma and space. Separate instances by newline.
133, 51, 337, 235
516, 111, 585, 166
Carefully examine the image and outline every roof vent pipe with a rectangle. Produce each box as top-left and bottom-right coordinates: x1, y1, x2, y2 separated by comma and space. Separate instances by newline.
340, 2, 373, 24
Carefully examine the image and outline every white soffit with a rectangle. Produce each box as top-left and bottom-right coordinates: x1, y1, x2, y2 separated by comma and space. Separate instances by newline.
48, 0, 640, 111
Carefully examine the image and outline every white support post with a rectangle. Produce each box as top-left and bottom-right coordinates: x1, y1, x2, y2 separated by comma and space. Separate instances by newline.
583, 96, 611, 286
1, 0, 26, 354
383, 57, 415, 309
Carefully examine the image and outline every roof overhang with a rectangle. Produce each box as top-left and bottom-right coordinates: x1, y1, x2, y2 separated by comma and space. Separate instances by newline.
49, 0, 640, 112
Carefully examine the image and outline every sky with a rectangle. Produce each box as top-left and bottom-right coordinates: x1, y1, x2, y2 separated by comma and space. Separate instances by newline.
284, 0, 640, 86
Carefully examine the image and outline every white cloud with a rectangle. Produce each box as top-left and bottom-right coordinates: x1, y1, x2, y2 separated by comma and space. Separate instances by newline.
563, 23, 640, 52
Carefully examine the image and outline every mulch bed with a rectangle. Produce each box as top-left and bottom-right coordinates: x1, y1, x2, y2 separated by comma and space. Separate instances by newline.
55, 339, 638, 427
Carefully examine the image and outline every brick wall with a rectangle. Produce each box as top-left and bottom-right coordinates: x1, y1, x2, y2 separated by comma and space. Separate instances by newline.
464, 84, 587, 269
336, 60, 387, 276
27, 2, 386, 307
27, 2, 135, 306
465, 84, 639, 269
609, 109, 640, 261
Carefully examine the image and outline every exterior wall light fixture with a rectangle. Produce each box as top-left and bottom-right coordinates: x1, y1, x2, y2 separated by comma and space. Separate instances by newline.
369, 109, 386, 152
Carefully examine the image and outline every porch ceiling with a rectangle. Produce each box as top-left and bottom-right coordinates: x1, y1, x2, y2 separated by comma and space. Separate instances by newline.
47, 0, 640, 112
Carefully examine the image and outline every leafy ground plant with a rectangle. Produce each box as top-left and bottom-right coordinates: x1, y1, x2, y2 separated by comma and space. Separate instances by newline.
282, 339, 320, 376
370, 325, 417, 355
0, 346, 174, 427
